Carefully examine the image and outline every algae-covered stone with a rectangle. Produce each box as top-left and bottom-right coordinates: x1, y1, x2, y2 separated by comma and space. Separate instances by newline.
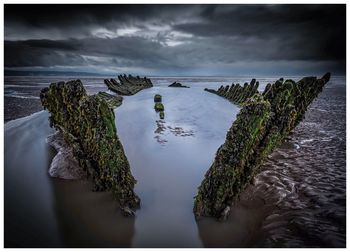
40, 80, 140, 210
195, 73, 331, 220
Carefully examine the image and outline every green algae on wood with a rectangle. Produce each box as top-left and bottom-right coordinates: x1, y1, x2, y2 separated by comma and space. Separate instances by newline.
204, 79, 259, 106
154, 94, 162, 103
195, 73, 331, 220
104, 74, 153, 95
168, 81, 190, 88
154, 102, 164, 112
154, 94, 165, 119
159, 111, 165, 119
40, 80, 140, 214
97, 91, 123, 108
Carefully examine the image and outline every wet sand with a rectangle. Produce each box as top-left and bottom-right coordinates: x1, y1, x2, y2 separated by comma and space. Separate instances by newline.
4, 97, 43, 122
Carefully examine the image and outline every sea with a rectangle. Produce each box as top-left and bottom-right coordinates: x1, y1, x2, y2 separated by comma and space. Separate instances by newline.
4, 75, 346, 247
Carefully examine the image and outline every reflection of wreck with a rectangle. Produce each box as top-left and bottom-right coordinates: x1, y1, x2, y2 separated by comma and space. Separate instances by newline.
40, 80, 140, 216
104, 74, 153, 95
195, 73, 331, 220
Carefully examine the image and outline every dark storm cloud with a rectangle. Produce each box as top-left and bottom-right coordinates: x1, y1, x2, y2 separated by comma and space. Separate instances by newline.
174, 5, 345, 60
4, 4, 346, 75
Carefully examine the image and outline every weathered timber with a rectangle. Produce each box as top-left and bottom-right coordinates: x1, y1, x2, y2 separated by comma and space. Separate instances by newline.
204, 78, 259, 106
40, 80, 140, 213
154, 94, 165, 119
104, 74, 153, 95
194, 73, 331, 220
97, 91, 123, 108
169, 81, 190, 88
160, 111, 165, 119
154, 102, 164, 112
154, 94, 162, 102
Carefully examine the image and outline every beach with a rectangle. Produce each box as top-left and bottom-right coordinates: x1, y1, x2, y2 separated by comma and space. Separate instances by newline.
4, 75, 346, 247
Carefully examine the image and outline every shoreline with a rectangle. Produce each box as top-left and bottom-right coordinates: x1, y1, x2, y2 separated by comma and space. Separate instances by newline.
4, 110, 46, 131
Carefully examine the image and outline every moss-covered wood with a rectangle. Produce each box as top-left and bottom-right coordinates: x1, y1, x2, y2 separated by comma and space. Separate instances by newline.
160, 111, 165, 119
168, 81, 190, 88
204, 78, 259, 106
154, 102, 164, 112
154, 94, 162, 102
40, 80, 140, 212
154, 94, 165, 119
194, 73, 331, 220
104, 74, 153, 95
97, 91, 123, 108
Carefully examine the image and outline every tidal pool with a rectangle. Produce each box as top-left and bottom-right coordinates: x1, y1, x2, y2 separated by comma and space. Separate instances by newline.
115, 85, 239, 247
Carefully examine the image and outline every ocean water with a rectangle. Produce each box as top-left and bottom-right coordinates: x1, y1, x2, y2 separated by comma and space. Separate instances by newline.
4, 75, 346, 247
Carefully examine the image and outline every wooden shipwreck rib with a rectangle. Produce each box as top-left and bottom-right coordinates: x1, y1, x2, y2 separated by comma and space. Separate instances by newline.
104, 74, 153, 95
40, 80, 140, 215
204, 78, 260, 106
194, 73, 331, 220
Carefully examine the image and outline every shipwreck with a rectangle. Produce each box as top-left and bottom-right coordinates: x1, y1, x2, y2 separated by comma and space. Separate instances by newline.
104, 74, 153, 95
194, 73, 331, 220
40, 80, 140, 216
39, 72, 331, 220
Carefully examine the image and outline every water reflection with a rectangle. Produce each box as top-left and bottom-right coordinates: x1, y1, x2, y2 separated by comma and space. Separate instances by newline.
51, 179, 135, 247
4, 112, 61, 247
4, 111, 136, 248
115, 86, 239, 247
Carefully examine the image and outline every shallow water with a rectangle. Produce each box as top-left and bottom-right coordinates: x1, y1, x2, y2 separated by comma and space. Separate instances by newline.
115, 85, 239, 247
4, 75, 346, 247
4, 111, 61, 247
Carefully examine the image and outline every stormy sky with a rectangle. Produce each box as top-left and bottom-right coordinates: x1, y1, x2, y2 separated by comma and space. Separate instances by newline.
4, 4, 346, 76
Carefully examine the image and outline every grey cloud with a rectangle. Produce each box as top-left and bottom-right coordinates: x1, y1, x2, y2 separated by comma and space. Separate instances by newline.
4, 4, 346, 75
